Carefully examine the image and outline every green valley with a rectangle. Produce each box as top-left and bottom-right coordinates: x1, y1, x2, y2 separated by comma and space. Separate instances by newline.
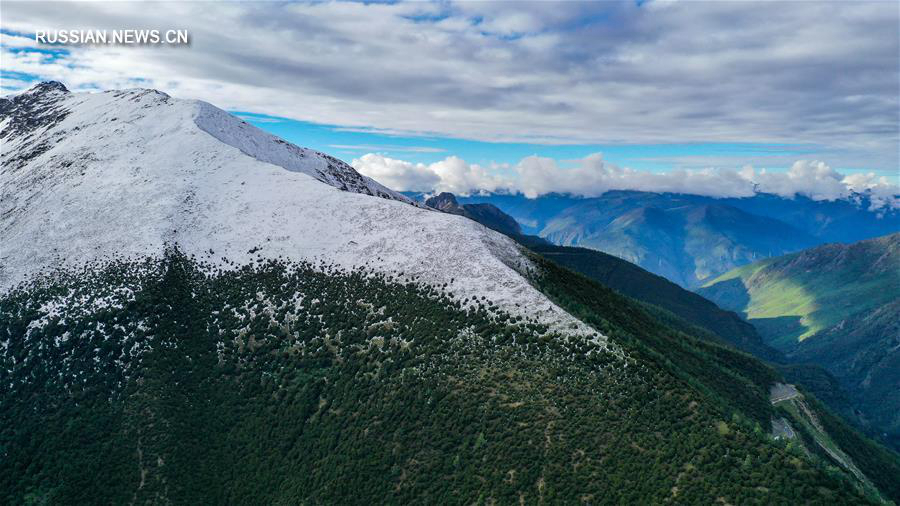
699, 233, 900, 450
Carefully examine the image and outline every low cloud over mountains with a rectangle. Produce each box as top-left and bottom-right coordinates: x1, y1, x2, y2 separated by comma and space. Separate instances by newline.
353, 153, 899, 209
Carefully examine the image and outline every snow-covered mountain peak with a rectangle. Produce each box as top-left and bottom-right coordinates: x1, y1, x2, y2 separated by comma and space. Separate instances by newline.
1, 81, 73, 148
0, 83, 605, 342
3, 82, 411, 204
192, 100, 411, 202
23, 80, 70, 96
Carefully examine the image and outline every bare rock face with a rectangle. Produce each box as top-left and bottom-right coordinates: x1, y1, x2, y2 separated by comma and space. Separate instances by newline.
0, 81, 73, 172
425, 192, 522, 237
425, 192, 463, 214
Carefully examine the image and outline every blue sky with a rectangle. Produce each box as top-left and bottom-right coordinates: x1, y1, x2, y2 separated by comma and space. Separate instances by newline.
235, 111, 859, 173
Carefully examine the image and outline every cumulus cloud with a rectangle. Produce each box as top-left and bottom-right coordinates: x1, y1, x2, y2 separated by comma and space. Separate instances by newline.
748, 161, 848, 201
1, 1, 897, 170
353, 153, 899, 209
832, 171, 900, 211
351, 154, 441, 192
351, 153, 507, 194
514, 154, 758, 199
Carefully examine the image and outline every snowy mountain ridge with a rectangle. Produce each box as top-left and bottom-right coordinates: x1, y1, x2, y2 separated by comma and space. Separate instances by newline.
0, 82, 602, 341
193, 99, 414, 203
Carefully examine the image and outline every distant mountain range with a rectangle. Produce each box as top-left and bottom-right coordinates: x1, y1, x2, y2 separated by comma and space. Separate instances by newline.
421, 192, 900, 455
700, 233, 900, 450
445, 191, 899, 288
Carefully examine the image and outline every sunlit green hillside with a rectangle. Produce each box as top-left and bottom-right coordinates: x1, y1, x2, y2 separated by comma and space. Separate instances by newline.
699, 233, 900, 451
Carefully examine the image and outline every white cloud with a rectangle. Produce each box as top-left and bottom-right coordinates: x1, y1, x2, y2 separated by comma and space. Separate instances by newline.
0, 31, 40, 48
351, 153, 507, 194
351, 154, 440, 192
514, 154, 755, 199
353, 153, 899, 208
429, 156, 510, 195
748, 161, 848, 201
839, 172, 900, 211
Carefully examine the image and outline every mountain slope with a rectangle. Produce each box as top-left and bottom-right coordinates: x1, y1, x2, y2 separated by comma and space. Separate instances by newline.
458, 191, 898, 288
539, 195, 821, 288
423, 192, 777, 359
6, 248, 894, 504
525, 243, 780, 360
2, 83, 897, 504
0, 82, 591, 337
417, 192, 900, 477
528, 251, 900, 503
432, 192, 883, 458
699, 233, 900, 449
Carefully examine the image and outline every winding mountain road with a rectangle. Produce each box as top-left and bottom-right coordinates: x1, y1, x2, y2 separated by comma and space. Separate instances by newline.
769, 383, 800, 404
